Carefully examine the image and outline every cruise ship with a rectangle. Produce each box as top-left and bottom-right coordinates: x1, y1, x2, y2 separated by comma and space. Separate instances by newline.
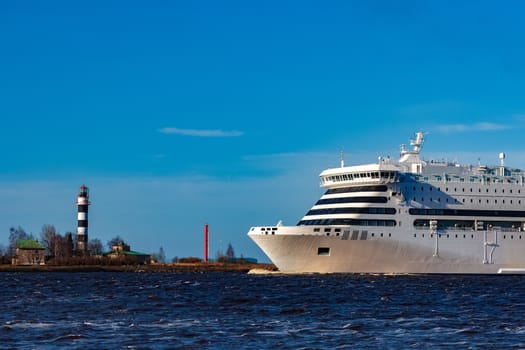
248, 132, 525, 274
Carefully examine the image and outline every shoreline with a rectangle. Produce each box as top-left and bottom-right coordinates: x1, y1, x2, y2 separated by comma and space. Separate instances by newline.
0, 262, 277, 273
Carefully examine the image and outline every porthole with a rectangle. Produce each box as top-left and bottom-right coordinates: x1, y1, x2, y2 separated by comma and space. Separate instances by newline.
422, 234, 425, 238
413, 233, 416, 238
388, 233, 391, 237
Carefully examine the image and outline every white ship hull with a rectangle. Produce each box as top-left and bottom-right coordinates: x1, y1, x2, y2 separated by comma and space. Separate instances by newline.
248, 132, 525, 274
249, 226, 525, 274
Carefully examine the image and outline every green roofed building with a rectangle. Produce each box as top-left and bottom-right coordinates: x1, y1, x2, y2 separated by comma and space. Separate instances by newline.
104, 241, 150, 265
13, 239, 46, 265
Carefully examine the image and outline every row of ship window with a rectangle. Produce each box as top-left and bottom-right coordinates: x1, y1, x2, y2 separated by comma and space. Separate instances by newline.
316, 197, 388, 205
317, 195, 524, 206
413, 233, 523, 240
325, 185, 388, 194
298, 219, 397, 226
325, 185, 524, 195
305, 207, 525, 218
262, 229, 522, 241
323, 172, 397, 183
300, 219, 523, 230
408, 186, 522, 194
409, 208, 525, 217
411, 197, 522, 205
322, 230, 392, 238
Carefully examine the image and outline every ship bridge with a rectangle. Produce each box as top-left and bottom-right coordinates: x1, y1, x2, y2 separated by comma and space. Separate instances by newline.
320, 164, 400, 188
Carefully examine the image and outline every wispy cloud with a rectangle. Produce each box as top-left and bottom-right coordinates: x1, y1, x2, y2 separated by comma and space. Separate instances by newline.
434, 122, 510, 133
158, 127, 243, 137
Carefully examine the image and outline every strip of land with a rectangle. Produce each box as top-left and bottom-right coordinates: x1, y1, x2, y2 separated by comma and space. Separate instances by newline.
0, 262, 277, 273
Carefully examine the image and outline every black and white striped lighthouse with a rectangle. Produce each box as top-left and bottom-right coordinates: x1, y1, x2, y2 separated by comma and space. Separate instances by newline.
76, 185, 90, 254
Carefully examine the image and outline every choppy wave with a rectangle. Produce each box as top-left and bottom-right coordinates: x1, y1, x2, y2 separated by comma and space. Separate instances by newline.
0, 273, 524, 349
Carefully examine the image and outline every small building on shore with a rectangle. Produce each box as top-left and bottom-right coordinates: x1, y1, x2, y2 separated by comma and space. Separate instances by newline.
104, 241, 150, 264
12, 239, 46, 265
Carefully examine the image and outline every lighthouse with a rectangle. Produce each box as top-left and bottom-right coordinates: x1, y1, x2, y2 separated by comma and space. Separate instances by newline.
76, 185, 90, 254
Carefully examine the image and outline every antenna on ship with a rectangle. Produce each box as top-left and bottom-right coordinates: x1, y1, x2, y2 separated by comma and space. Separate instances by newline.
340, 149, 345, 168
410, 131, 426, 154
499, 152, 506, 176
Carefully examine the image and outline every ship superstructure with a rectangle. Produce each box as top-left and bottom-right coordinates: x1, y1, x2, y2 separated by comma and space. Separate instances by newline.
248, 132, 525, 273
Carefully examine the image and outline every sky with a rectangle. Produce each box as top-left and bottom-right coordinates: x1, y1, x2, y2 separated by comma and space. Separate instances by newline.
2, 1, 525, 262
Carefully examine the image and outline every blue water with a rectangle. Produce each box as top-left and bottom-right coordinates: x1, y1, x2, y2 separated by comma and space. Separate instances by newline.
1, 272, 524, 349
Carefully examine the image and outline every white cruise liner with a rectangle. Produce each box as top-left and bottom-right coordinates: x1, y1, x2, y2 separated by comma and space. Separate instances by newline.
248, 132, 525, 274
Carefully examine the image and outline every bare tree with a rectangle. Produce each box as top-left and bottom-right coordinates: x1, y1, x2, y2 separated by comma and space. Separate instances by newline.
64, 232, 74, 257
226, 243, 235, 259
8, 226, 32, 258
107, 236, 126, 251
41, 224, 58, 256
159, 246, 165, 263
0, 243, 6, 261
151, 246, 166, 263
88, 239, 104, 255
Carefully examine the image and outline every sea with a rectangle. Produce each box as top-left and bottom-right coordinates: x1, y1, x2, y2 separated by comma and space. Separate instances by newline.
1, 272, 524, 349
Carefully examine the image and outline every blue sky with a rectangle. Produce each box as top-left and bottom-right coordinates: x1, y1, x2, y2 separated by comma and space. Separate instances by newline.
2, 1, 525, 262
